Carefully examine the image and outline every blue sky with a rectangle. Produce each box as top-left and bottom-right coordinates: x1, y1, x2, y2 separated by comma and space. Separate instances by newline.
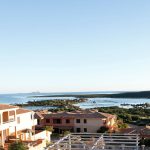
0, 0, 150, 93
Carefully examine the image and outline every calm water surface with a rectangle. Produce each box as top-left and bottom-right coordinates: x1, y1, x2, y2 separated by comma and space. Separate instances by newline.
0, 92, 149, 110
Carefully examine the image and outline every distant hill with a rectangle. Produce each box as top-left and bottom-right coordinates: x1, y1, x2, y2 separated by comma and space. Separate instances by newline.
32, 91, 150, 99
108, 91, 150, 99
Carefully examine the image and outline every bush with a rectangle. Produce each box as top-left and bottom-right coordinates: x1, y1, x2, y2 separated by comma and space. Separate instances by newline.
117, 120, 129, 129
139, 138, 150, 147
44, 126, 54, 132
8, 141, 27, 150
97, 126, 109, 133
63, 130, 71, 136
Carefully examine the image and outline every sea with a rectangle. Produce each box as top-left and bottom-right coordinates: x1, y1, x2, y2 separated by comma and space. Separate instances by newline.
0, 92, 149, 110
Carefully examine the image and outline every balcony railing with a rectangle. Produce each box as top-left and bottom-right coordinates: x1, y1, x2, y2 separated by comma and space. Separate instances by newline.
2, 119, 15, 124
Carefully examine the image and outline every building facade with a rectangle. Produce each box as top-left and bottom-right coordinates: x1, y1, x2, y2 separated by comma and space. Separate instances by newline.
35, 110, 116, 134
0, 104, 51, 149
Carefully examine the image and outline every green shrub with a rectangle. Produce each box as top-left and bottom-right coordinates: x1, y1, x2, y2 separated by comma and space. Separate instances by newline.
97, 126, 109, 133
8, 141, 27, 150
63, 130, 71, 136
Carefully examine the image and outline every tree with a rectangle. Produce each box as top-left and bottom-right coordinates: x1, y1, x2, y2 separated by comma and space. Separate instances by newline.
8, 141, 27, 150
117, 120, 129, 129
97, 126, 109, 133
44, 126, 54, 138
63, 130, 71, 136
44, 126, 54, 132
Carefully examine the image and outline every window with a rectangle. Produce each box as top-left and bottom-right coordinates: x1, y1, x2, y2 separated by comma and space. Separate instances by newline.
103, 120, 106, 124
17, 117, 20, 124
84, 128, 87, 132
76, 119, 80, 123
37, 119, 40, 125
31, 114, 33, 120
66, 119, 70, 124
53, 119, 62, 124
76, 128, 81, 133
46, 119, 50, 123
84, 119, 87, 123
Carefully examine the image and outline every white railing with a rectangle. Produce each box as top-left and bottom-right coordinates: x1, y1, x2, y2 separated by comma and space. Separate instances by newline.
91, 135, 104, 150
2, 119, 15, 124
46, 133, 140, 150
46, 134, 70, 150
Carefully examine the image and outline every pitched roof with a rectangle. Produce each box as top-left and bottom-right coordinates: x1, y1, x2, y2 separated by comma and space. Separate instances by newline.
40, 110, 115, 119
16, 108, 32, 114
0, 104, 18, 110
141, 128, 150, 135
100, 112, 116, 118
35, 112, 44, 119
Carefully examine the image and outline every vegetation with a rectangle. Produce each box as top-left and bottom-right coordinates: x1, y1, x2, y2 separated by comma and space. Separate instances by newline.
8, 142, 27, 150
16, 98, 87, 106
44, 126, 54, 132
51, 133, 60, 138
97, 126, 109, 133
15, 99, 87, 111
48, 107, 81, 112
63, 130, 71, 136
140, 138, 150, 147
32, 91, 150, 99
97, 106, 150, 125
117, 120, 129, 129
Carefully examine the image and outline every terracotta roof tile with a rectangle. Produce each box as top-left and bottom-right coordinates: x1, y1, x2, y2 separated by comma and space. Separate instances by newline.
41, 110, 115, 119
16, 108, 32, 114
0, 104, 18, 110
34, 112, 44, 119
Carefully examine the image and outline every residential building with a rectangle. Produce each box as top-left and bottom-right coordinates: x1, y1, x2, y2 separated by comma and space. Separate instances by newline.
35, 110, 116, 133
0, 104, 51, 149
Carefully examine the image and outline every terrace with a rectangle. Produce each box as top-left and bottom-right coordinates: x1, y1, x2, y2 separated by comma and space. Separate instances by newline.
47, 133, 140, 150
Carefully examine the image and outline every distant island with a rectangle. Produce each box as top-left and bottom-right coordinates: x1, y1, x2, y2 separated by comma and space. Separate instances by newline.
31, 91, 150, 99
15, 98, 87, 111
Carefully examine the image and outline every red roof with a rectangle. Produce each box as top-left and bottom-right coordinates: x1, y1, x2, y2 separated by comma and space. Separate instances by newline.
16, 108, 32, 114
0, 104, 18, 110
36, 110, 116, 119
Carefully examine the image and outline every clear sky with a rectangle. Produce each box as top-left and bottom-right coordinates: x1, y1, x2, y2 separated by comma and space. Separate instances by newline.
0, 0, 150, 93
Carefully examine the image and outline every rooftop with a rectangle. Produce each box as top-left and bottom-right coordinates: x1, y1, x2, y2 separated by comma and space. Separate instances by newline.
0, 104, 18, 110
34, 111, 44, 119
36, 110, 115, 119
16, 108, 32, 114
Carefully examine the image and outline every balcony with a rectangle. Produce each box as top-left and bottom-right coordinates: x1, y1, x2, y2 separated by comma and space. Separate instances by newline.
3, 119, 15, 124
0, 119, 16, 130
0, 110, 16, 125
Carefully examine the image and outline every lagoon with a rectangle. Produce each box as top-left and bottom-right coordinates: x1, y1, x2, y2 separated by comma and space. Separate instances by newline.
0, 92, 149, 110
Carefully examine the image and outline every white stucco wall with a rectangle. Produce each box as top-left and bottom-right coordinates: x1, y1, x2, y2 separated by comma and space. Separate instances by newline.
16, 112, 37, 131
32, 130, 51, 142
